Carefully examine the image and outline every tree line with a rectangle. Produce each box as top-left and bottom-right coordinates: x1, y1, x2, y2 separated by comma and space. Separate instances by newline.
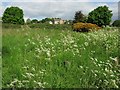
1, 6, 120, 27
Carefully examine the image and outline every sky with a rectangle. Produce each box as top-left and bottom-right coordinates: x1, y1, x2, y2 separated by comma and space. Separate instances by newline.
0, 0, 119, 21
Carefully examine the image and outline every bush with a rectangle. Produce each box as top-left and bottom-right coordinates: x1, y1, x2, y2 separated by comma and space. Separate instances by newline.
112, 20, 120, 27
73, 22, 101, 32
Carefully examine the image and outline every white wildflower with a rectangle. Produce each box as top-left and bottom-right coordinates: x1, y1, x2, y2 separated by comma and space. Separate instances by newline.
22, 74, 27, 78
79, 66, 83, 69
26, 72, 34, 78
103, 73, 107, 77
94, 58, 98, 62
32, 41, 35, 45
22, 80, 29, 83
105, 68, 109, 73
37, 82, 42, 87
94, 73, 97, 77
46, 50, 51, 57
73, 44, 78, 47
111, 80, 119, 88
32, 67, 35, 71
39, 71, 44, 74
28, 39, 31, 42
84, 42, 88, 46
70, 40, 74, 44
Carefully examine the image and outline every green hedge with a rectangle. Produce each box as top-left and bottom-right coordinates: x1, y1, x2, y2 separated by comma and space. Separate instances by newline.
2, 23, 22, 29
2, 23, 72, 30
28, 23, 72, 30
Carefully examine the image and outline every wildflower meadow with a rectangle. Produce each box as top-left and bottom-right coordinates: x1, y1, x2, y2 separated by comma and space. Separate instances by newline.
2, 25, 120, 88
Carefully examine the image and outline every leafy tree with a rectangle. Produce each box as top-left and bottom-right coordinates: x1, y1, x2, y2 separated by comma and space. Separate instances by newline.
26, 18, 31, 24
87, 5, 113, 26
31, 19, 38, 24
2, 6, 24, 24
64, 20, 73, 24
112, 20, 120, 27
73, 11, 86, 23
41, 18, 53, 23
41, 18, 46, 23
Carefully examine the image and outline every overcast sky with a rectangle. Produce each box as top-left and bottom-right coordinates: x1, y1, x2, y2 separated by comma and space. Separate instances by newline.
0, 0, 119, 21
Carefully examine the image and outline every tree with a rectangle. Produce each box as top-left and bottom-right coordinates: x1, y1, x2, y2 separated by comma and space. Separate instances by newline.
87, 5, 113, 27
73, 11, 86, 23
26, 18, 31, 24
31, 19, 38, 23
2, 6, 24, 24
112, 20, 120, 27
41, 18, 53, 23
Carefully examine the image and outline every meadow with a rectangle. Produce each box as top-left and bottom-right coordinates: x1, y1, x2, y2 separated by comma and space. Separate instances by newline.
2, 24, 120, 88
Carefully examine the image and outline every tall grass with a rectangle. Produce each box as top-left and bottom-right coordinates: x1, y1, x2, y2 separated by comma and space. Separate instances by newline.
2, 24, 120, 88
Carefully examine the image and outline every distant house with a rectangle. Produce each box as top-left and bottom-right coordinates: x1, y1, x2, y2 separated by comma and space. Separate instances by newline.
49, 21, 53, 24
48, 18, 72, 25
59, 19, 65, 24
54, 18, 61, 24
49, 18, 66, 24
54, 18, 66, 24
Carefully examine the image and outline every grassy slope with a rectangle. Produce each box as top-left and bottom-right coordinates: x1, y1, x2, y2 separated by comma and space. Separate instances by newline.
2, 26, 120, 88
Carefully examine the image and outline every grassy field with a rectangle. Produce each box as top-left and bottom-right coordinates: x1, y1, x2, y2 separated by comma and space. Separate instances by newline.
2, 24, 120, 88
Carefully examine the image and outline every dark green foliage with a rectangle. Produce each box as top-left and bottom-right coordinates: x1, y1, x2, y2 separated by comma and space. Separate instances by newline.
112, 20, 120, 27
31, 19, 39, 24
2, 6, 24, 24
28, 23, 72, 30
2, 46, 10, 57
41, 18, 54, 23
64, 20, 73, 24
73, 11, 87, 23
87, 5, 113, 27
26, 18, 31, 24
2, 23, 22, 29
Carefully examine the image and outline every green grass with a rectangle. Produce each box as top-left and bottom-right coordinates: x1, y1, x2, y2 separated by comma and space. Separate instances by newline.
2, 25, 120, 88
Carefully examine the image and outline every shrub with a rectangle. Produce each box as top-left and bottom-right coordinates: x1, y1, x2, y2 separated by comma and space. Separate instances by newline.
112, 20, 120, 27
73, 22, 101, 32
